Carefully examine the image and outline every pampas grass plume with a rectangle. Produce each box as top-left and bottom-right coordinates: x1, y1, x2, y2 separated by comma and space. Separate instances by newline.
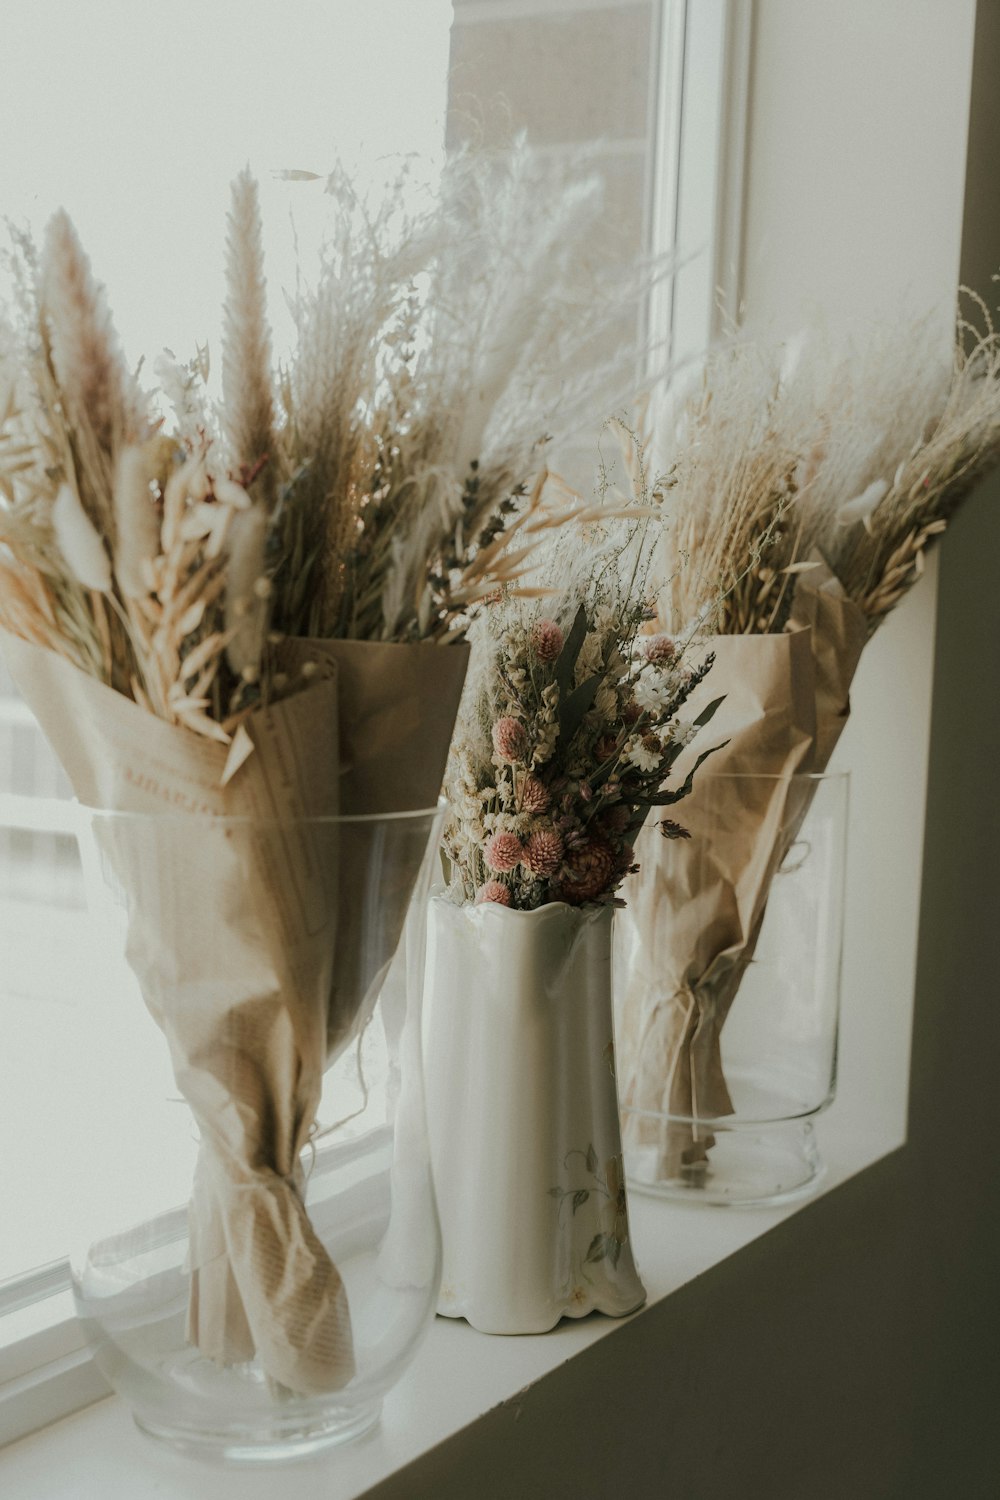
222, 170, 276, 508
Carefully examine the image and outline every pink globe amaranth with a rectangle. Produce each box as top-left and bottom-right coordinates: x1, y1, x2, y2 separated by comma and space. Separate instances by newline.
521, 775, 550, 814
530, 618, 564, 663
522, 827, 565, 879
643, 634, 677, 665
492, 715, 530, 764
483, 830, 524, 873
553, 836, 618, 905
475, 880, 512, 907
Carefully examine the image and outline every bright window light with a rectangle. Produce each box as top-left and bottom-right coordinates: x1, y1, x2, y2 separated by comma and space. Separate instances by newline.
0, 0, 453, 374
0, 0, 454, 1286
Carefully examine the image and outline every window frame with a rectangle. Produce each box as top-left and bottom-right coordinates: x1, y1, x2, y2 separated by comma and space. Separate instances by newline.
0, 0, 749, 1448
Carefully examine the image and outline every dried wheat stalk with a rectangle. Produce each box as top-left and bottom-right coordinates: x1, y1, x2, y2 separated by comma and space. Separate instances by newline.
654, 342, 801, 638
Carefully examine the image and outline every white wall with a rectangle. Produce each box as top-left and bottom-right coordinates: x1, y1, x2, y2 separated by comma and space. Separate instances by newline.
740, 0, 977, 1151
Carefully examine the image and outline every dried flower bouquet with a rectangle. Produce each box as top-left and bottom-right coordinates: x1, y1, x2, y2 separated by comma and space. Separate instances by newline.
426, 428, 722, 1331
443, 426, 723, 911
618, 301, 1000, 1186
0, 148, 637, 1388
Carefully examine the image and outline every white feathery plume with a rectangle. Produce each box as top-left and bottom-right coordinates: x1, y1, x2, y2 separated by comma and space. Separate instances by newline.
221, 170, 276, 507
52, 481, 111, 591
40, 210, 140, 459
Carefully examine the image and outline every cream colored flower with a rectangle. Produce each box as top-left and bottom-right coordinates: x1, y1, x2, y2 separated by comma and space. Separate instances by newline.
633, 673, 670, 713
627, 737, 661, 773
670, 719, 698, 748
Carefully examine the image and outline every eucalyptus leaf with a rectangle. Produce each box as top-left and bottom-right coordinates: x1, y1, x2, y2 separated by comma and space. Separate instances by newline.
554, 603, 588, 699
693, 694, 726, 729
558, 672, 603, 747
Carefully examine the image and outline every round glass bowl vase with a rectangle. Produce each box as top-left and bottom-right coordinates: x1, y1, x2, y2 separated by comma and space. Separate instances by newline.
615, 773, 848, 1207
68, 804, 444, 1462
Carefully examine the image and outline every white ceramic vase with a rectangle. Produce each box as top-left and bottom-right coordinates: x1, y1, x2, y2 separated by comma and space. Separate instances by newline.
424, 896, 646, 1335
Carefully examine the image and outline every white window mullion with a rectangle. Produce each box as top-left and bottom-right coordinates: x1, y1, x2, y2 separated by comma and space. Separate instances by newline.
651, 0, 753, 371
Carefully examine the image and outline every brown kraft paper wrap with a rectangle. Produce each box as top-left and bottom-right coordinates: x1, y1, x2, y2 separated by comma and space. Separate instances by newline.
2, 630, 467, 1393
616, 570, 866, 1179
282, 638, 470, 1060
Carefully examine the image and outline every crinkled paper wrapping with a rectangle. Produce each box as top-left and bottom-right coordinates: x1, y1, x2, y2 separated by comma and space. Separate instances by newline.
615, 570, 865, 1178
2, 630, 467, 1394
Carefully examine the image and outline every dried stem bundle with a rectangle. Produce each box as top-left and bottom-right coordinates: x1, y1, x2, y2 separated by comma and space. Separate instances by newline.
656, 295, 1000, 640
802, 293, 1000, 631
1, 146, 646, 740
654, 343, 801, 637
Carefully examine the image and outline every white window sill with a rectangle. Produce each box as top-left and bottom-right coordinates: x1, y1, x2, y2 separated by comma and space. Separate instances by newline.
0, 1092, 903, 1500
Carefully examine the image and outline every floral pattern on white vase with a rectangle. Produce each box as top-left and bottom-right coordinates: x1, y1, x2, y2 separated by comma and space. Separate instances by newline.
424, 896, 646, 1335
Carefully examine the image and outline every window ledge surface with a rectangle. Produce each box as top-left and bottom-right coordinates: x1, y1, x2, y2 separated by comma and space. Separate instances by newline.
0, 1096, 902, 1500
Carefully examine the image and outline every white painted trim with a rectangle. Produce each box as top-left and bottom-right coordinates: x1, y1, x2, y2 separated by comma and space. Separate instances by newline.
0, 1272, 103, 1449
647, 0, 688, 363
716, 0, 753, 323
0, 795, 79, 834
665, 0, 753, 367
645, 0, 752, 376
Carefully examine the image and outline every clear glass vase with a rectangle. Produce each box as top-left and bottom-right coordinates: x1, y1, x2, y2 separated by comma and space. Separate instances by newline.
616, 773, 848, 1207
68, 804, 444, 1462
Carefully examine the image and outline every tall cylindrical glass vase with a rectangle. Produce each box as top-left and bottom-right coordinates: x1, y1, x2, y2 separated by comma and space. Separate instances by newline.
616, 773, 848, 1206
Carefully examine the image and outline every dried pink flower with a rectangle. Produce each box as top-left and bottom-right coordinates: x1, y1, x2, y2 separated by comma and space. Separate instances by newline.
521, 775, 550, 814
492, 715, 529, 763
522, 827, 564, 879
484, 830, 523, 873
553, 836, 618, 905
643, 634, 677, 665
476, 880, 512, 906
530, 618, 564, 663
